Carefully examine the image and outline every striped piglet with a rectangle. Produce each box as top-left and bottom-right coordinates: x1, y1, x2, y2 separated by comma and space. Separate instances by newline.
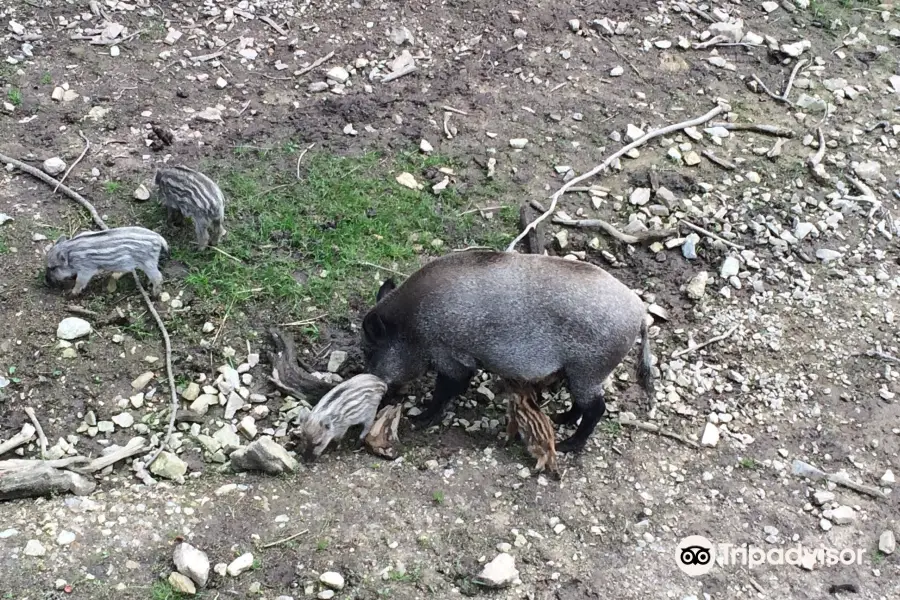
154, 164, 226, 250
504, 384, 560, 479
290, 373, 388, 460
45, 226, 169, 297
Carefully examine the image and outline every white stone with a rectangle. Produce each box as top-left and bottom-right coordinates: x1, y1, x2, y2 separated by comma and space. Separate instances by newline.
625, 124, 644, 141
420, 139, 433, 153
720, 256, 740, 278
509, 138, 528, 149
701, 423, 720, 447
227, 553, 254, 576
879, 531, 896, 555
629, 188, 651, 206
474, 553, 518, 588
23, 540, 46, 556
57, 317, 92, 340
326, 66, 350, 84
111, 412, 134, 428
880, 469, 895, 486
174, 542, 210, 587
319, 571, 345, 590
56, 531, 76, 545
43, 157, 66, 176
327, 350, 347, 373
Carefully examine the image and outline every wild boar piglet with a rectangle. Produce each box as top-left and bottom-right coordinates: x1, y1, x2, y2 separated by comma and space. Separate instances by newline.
45, 226, 169, 297
154, 164, 226, 250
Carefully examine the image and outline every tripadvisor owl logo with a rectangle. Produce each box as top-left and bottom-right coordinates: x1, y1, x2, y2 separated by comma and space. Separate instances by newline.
676, 535, 716, 576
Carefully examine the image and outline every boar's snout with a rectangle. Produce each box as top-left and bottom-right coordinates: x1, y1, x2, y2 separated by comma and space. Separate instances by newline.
302, 447, 318, 462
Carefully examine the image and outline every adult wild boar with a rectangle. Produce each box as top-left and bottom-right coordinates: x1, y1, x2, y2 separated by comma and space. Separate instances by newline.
360, 249, 654, 453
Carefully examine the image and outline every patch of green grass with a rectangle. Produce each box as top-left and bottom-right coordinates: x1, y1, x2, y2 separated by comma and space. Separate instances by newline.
738, 457, 761, 470
150, 581, 187, 600
146, 149, 515, 319
601, 420, 622, 437
251, 557, 262, 570
432, 490, 445, 504
388, 566, 421, 583
870, 549, 886, 565
0, 235, 8, 254
315, 538, 330, 552
104, 180, 122, 194
7, 88, 21, 106
40, 72, 52, 85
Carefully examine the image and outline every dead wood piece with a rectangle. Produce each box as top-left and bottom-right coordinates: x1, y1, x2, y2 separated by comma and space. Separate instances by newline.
509, 102, 729, 253
23, 408, 48, 459
671, 325, 740, 359
618, 418, 701, 449
518, 205, 545, 255
679, 220, 745, 250
701, 150, 736, 170
74, 437, 147, 474
364, 404, 403, 460
0, 457, 90, 470
268, 329, 337, 401
259, 15, 288, 36
0, 424, 37, 457
295, 51, 335, 77
0, 462, 96, 500
552, 216, 675, 245
708, 122, 795, 138
381, 65, 417, 83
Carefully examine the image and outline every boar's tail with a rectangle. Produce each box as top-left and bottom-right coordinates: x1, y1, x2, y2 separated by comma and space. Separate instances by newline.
636, 317, 655, 406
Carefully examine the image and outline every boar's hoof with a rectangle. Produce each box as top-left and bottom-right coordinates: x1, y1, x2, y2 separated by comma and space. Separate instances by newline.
556, 437, 587, 454
411, 409, 444, 429
552, 409, 581, 427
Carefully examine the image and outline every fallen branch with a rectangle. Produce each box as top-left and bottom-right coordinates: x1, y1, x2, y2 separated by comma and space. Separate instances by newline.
364, 404, 403, 460
671, 325, 740, 359
442, 105, 469, 116
73, 437, 147, 474
0, 462, 96, 500
23, 408, 47, 460
259, 15, 288, 36
0, 456, 89, 470
261, 529, 309, 549
856, 349, 900, 364
53, 131, 90, 194
781, 59, 808, 103
211, 246, 243, 264
380, 65, 417, 83
701, 150, 736, 170
357, 261, 408, 278
267, 329, 337, 402
751, 75, 794, 106
807, 127, 826, 168
0, 151, 179, 483
0, 424, 36, 457
296, 142, 315, 180
677, 1, 717, 23
791, 460, 888, 501
552, 216, 675, 245
294, 51, 335, 77
509, 102, 729, 252
619, 417, 701, 449
708, 122, 795, 137
679, 220, 745, 250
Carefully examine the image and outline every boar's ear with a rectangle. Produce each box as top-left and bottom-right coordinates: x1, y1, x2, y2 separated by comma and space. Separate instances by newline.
375, 278, 396, 303
362, 311, 388, 342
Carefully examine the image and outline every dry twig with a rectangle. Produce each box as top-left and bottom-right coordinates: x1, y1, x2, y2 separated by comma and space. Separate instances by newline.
552, 216, 675, 245
0, 151, 179, 482
509, 102, 729, 252
671, 325, 740, 359
23, 408, 48, 459
259, 15, 287, 36
708, 122, 795, 137
262, 529, 309, 549
54, 131, 91, 194
679, 220, 745, 250
296, 143, 315, 180
295, 51, 335, 77
381, 65, 417, 83
701, 150, 736, 170
807, 127, 826, 168
0, 424, 36, 457
619, 418, 701, 449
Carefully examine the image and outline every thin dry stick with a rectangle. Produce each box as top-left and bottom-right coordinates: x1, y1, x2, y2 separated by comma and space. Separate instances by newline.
53, 131, 91, 193
859, 349, 900, 365
23, 408, 48, 459
296, 143, 315, 180
708, 122, 795, 138
600, 33, 645, 81
701, 150, 736, 170
262, 529, 309, 549
295, 51, 335, 77
211, 246, 243, 264
751, 75, 792, 106
671, 325, 740, 359
0, 151, 179, 478
442, 105, 469, 116
213, 299, 235, 345
679, 220, 745, 250
508, 102, 729, 253
781, 58, 808, 103
358, 261, 408, 278
618, 418, 701, 449
259, 15, 287, 36
552, 216, 675, 245
807, 127, 826, 168
458, 206, 502, 216
381, 65, 417, 83
276, 314, 327, 327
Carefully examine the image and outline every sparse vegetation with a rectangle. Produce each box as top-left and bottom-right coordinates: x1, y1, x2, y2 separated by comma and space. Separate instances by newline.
6, 88, 21, 106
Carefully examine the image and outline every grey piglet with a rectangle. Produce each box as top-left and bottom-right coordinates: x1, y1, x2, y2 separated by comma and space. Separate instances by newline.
291, 373, 388, 460
44, 226, 169, 297
154, 164, 226, 250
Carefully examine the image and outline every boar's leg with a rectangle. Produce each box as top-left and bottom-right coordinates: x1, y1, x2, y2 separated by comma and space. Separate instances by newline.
556, 378, 607, 454
412, 370, 474, 428
193, 218, 211, 251
553, 405, 583, 427
166, 206, 185, 227
70, 268, 98, 296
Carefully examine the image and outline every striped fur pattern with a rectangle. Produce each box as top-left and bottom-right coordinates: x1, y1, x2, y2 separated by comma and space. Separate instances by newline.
45, 226, 169, 297
291, 373, 388, 459
504, 384, 560, 479
154, 164, 226, 250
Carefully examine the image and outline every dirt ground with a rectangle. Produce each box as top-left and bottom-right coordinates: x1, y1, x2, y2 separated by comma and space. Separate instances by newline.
1, 0, 899, 598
